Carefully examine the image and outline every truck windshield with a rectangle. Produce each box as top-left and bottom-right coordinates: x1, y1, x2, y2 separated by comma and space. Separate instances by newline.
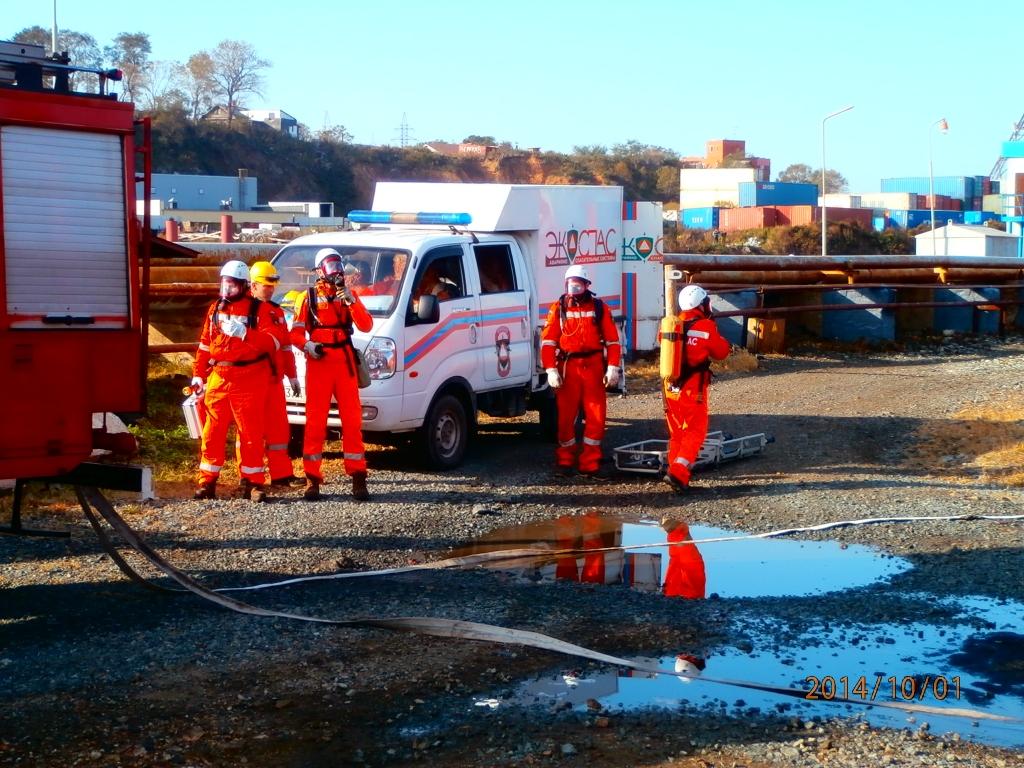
270, 244, 411, 317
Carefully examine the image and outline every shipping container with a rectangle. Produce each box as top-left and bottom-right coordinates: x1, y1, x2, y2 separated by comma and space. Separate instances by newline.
882, 209, 965, 229
819, 193, 862, 208
859, 192, 923, 210
881, 176, 975, 202
774, 206, 873, 228
983, 194, 1004, 213
964, 210, 998, 225
873, 216, 886, 232
711, 290, 757, 346
680, 190, 739, 208
680, 167, 759, 190
738, 181, 817, 207
718, 206, 776, 232
680, 206, 720, 229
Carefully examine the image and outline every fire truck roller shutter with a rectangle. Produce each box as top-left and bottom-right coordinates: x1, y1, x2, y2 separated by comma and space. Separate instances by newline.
1, 126, 129, 328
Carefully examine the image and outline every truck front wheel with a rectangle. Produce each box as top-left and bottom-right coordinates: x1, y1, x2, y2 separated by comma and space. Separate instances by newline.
420, 394, 468, 469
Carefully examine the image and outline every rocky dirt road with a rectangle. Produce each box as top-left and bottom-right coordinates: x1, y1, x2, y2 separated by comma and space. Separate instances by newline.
2, 337, 1023, 767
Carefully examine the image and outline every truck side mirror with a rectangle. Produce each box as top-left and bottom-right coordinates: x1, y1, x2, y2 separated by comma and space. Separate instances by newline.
413, 294, 440, 325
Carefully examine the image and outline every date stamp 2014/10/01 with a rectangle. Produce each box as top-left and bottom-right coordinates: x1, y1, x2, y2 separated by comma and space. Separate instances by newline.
804, 675, 961, 702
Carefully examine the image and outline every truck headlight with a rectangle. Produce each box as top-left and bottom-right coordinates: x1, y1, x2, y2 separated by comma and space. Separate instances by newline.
364, 337, 396, 380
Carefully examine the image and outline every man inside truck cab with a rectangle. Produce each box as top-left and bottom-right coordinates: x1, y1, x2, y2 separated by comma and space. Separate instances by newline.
411, 256, 462, 313
541, 264, 622, 477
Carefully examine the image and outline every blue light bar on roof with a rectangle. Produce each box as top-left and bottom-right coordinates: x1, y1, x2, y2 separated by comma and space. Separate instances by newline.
347, 210, 472, 226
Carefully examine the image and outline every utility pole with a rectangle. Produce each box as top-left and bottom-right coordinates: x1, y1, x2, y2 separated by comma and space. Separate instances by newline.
397, 112, 411, 148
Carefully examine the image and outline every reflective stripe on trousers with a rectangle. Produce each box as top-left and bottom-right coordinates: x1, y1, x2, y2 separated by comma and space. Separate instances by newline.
554, 354, 607, 473
302, 355, 367, 479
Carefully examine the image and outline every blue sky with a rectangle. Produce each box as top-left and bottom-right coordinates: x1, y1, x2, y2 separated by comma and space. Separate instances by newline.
9, 0, 1024, 193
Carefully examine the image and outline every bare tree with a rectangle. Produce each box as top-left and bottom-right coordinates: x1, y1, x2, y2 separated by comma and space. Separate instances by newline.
104, 31, 152, 103
209, 40, 270, 125
181, 52, 215, 121
317, 124, 353, 145
138, 60, 186, 112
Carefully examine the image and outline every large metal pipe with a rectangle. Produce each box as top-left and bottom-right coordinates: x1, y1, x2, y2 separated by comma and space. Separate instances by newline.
706, 281, 1024, 294
715, 297, 1018, 319
664, 253, 1024, 271
689, 268, 1024, 285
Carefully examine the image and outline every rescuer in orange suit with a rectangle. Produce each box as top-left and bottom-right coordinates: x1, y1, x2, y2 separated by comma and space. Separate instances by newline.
191, 260, 281, 502
247, 261, 302, 488
662, 519, 707, 599
290, 248, 374, 502
541, 264, 622, 476
661, 284, 730, 493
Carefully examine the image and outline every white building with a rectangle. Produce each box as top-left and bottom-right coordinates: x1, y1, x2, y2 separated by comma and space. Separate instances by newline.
914, 223, 1021, 258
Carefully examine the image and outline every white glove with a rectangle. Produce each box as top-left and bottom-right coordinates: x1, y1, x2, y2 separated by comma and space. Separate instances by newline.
546, 367, 562, 389
338, 285, 355, 305
190, 376, 205, 395
603, 365, 620, 388
288, 377, 301, 397
304, 341, 324, 360
219, 316, 247, 340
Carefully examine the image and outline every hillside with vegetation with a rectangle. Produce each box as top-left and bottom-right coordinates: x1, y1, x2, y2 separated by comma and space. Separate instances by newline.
147, 109, 681, 213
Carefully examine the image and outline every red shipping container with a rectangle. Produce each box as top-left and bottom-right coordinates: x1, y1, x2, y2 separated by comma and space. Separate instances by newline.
951, 199, 962, 211
826, 207, 874, 228
718, 206, 776, 232
774, 205, 813, 226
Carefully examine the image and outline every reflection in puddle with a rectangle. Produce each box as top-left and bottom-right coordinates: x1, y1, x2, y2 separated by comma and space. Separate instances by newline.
452, 512, 911, 599
457, 514, 1022, 747
509, 595, 1024, 747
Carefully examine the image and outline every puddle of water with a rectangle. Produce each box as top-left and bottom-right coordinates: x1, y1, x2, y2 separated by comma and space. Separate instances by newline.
506, 594, 1024, 748
452, 514, 910, 599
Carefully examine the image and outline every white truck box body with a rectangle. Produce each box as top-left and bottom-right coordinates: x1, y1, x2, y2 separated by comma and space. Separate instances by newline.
620, 201, 665, 352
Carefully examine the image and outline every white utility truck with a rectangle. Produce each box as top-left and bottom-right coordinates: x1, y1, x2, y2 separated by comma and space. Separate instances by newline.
271, 182, 654, 468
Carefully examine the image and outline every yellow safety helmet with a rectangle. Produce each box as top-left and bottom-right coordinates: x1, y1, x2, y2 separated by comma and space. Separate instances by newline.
281, 289, 302, 312
250, 261, 280, 285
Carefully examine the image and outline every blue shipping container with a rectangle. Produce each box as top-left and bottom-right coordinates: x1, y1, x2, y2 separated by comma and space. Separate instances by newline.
933, 287, 1000, 335
681, 207, 720, 229
822, 288, 895, 343
881, 176, 974, 201
964, 211, 998, 225
738, 181, 817, 207
884, 209, 965, 229
872, 216, 886, 232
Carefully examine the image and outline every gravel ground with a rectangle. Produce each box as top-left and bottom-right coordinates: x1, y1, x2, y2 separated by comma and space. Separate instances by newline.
2, 335, 1024, 767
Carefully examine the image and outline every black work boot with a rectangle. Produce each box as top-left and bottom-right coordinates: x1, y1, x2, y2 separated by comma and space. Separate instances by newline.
239, 479, 268, 503
194, 480, 216, 500
351, 471, 370, 501
303, 476, 321, 502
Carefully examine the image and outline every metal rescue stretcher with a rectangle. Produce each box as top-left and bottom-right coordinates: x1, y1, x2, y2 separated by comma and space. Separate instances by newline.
613, 431, 773, 475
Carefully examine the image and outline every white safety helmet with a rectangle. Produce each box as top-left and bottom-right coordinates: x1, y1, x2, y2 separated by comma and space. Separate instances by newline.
315, 247, 343, 275
220, 260, 249, 282
678, 284, 709, 311
564, 264, 591, 284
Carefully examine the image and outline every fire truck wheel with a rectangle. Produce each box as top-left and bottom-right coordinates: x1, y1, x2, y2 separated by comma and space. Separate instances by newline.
420, 394, 468, 469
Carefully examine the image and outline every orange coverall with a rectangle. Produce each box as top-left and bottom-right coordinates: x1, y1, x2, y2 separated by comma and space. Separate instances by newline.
540, 294, 621, 473
234, 299, 296, 482
194, 297, 279, 487
663, 522, 707, 599
662, 309, 730, 487
290, 282, 373, 480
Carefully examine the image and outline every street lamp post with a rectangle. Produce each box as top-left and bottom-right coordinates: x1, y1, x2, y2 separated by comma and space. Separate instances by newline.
821, 105, 854, 257
929, 118, 949, 255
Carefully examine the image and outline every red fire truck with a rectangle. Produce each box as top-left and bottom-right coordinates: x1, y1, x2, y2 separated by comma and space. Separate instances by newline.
0, 39, 150, 532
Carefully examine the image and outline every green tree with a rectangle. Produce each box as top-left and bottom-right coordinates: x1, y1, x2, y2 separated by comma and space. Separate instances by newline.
462, 135, 496, 145
104, 31, 151, 103
656, 165, 680, 200
208, 40, 270, 125
778, 163, 848, 194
